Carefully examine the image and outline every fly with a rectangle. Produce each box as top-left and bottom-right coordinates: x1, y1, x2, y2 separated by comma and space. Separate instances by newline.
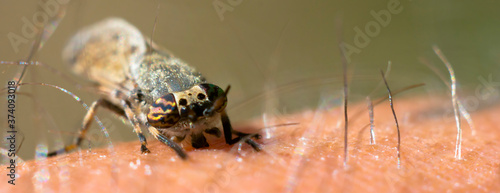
48, 18, 261, 159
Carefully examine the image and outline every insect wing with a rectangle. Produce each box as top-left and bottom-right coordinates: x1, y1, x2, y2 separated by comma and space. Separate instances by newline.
62, 18, 147, 88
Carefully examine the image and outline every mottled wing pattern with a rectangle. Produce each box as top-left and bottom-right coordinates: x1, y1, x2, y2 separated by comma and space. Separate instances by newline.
62, 18, 146, 89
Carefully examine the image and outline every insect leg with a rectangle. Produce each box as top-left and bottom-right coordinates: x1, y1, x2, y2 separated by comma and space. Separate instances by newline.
221, 110, 262, 151
147, 125, 187, 159
48, 99, 122, 157
120, 100, 151, 154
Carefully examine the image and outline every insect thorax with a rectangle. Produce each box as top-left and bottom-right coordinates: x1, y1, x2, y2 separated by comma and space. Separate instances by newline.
131, 51, 206, 103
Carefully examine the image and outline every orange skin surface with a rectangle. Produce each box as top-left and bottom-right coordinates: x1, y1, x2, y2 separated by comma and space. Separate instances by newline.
2, 96, 500, 193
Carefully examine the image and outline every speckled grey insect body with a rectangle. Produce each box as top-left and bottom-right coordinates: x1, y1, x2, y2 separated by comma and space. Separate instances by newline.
49, 18, 260, 158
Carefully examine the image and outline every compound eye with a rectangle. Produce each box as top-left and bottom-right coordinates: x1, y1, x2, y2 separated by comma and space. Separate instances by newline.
199, 83, 227, 113
147, 93, 180, 128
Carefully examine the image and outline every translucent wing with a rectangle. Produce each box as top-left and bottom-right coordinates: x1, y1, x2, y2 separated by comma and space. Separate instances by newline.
62, 18, 147, 88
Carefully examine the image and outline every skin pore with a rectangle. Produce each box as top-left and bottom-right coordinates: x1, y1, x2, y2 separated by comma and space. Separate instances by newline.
2, 94, 499, 192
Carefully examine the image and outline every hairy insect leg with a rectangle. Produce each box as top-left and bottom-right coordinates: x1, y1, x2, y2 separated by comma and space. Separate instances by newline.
48, 99, 124, 157
220, 110, 262, 151
147, 125, 187, 159
120, 100, 151, 154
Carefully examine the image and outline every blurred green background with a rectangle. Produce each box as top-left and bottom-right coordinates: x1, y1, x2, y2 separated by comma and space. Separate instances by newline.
1, 0, 499, 161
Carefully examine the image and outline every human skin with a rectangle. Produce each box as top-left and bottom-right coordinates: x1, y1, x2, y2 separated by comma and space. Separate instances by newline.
1, 95, 500, 193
